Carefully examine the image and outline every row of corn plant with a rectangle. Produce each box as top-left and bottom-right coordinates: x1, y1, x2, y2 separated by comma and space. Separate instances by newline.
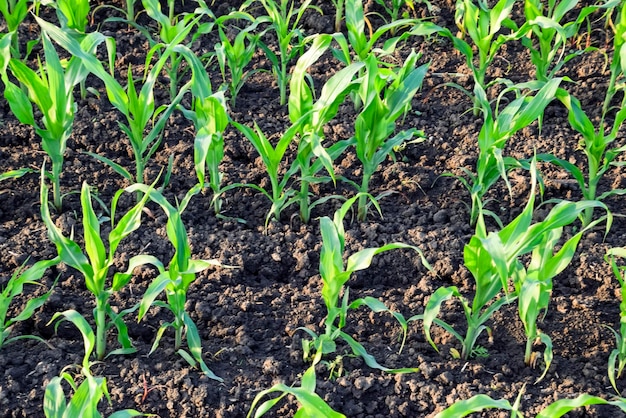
535, 1, 626, 227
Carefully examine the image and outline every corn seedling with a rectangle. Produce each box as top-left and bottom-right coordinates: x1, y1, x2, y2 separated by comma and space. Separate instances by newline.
41, 175, 154, 361
454, 0, 521, 90
88, 49, 188, 190
331, 0, 440, 113
0, 0, 30, 56
299, 195, 429, 372
215, 13, 263, 108
515, 203, 606, 382
231, 117, 304, 225
1, 31, 95, 211
521, 0, 618, 82
175, 50, 229, 216
604, 247, 626, 393
180, 88, 231, 216
419, 161, 609, 361
432, 0, 524, 114
455, 77, 562, 227
373, 0, 409, 23
332, 0, 436, 67
0, 258, 59, 350
538, 5, 626, 227
349, 51, 428, 221
36, 17, 201, 195
141, 0, 206, 100
287, 34, 363, 223
240, 0, 321, 105
125, 184, 224, 382
44, 369, 146, 418
246, 349, 345, 418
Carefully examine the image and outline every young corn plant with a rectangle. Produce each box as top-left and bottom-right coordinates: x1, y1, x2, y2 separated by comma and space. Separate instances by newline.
92, 0, 140, 26
231, 118, 304, 225
0, 0, 30, 56
215, 14, 262, 108
141, 0, 205, 100
41, 177, 153, 361
515, 205, 607, 382
349, 51, 429, 221
180, 89, 230, 216
247, 348, 345, 417
125, 184, 224, 382
419, 162, 609, 362
287, 34, 363, 223
538, 7, 626, 227
299, 195, 430, 372
44, 368, 146, 418
454, 0, 519, 86
332, 0, 438, 68
0, 258, 59, 350
88, 51, 188, 191
1, 31, 92, 211
432, 0, 524, 114
458, 77, 562, 227
521, 0, 618, 82
36, 17, 198, 194
604, 247, 626, 393
43, 321, 144, 418
240, 0, 321, 105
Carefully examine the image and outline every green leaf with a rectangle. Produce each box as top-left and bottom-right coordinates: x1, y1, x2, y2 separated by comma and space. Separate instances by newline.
138, 272, 171, 321
434, 394, 515, 417
422, 286, 459, 352
3, 79, 35, 126
247, 377, 346, 418
113, 254, 163, 292
108, 185, 152, 256
80, 182, 106, 278
40, 176, 94, 281
536, 394, 625, 417
182, 313, 223, 382
56, 0, 90, 31
64, 373, 107, 418
84, 151, 133, 182
289, 33, 332, 124
50, 310, 95, 370
43, 376, 67, 418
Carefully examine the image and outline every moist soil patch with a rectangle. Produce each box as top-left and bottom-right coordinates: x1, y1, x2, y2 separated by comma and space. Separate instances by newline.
1, 0, 626, 417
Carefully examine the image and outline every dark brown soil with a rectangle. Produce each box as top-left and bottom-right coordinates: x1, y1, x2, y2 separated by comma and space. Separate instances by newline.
1, 0, 626, 417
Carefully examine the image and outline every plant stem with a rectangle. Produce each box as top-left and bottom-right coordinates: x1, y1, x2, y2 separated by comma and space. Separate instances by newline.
583, 157, 600, 227
524, 336, 533, 366
270, 174, 282, 221
334, 0, 344, 32
96, 302, 106, 360
49, 154, 64, 211
357, 171, 372, 222
461, 325, 480, 360
175, 325, 182, 351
